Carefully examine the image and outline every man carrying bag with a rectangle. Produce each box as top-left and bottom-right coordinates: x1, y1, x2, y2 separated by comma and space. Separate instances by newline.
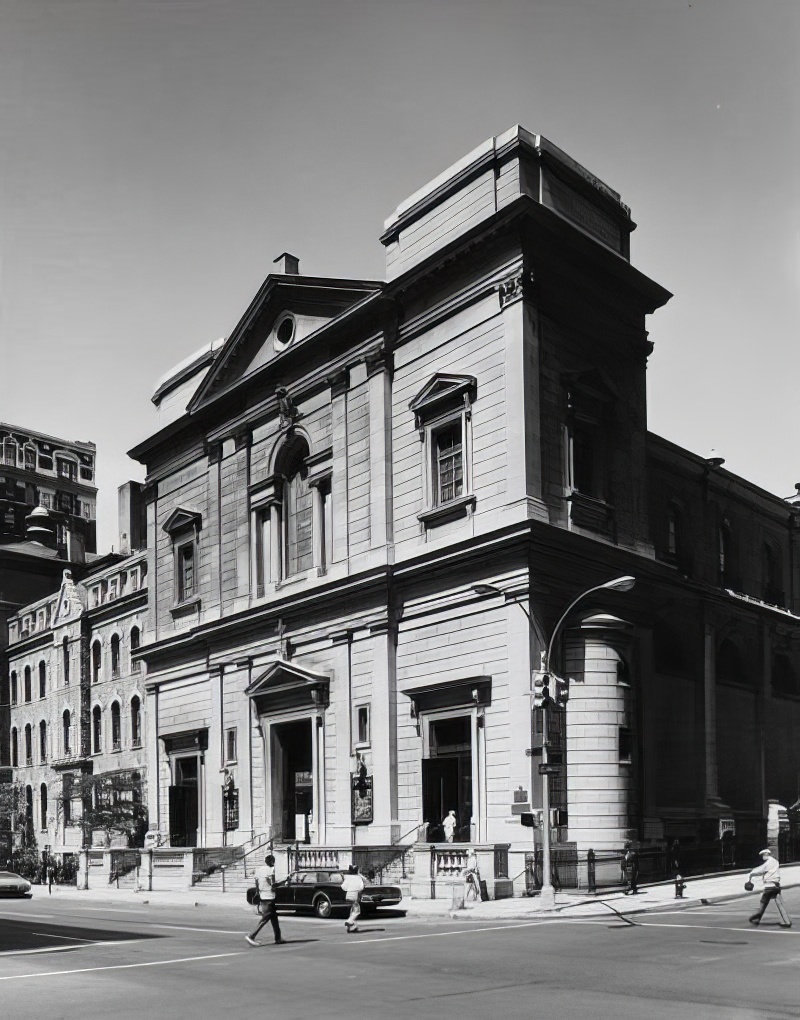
747, 848, 792, 928
246, 853, 286, 946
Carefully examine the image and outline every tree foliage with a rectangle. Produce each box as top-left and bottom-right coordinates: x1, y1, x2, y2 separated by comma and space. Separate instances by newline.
58, 769, 148, 847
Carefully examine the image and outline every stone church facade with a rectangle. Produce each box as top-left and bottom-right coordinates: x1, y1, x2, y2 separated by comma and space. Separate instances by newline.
129, 126, 800, 885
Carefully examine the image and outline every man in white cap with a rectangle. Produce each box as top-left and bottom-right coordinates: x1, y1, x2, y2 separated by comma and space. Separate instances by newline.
747, 848, 792, 928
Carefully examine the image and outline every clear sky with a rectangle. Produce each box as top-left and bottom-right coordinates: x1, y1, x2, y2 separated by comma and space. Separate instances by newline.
1, 0, 797, 551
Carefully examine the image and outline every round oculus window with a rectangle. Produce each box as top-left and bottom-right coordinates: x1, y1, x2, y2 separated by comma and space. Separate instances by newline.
275, 316, 295, 347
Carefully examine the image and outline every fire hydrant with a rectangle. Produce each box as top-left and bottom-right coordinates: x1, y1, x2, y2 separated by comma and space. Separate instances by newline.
674, 874, 686, 898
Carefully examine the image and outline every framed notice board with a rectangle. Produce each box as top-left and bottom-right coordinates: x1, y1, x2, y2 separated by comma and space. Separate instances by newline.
351, 774, 373, 825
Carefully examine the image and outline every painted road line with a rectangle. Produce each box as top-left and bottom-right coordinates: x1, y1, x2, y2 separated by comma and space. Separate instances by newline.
0, 951, 244, 980
0, 918, 55, 926
31, 932, 96, 941
2, 940, 148, 957
149, 924, 246, 934
345, 920, 554, 944
638, 921, 798, 935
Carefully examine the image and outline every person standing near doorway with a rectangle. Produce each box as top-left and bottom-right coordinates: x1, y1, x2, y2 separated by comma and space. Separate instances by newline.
246, 853, 286, 946
442, 810, 457, 843
747, 848, 792, 928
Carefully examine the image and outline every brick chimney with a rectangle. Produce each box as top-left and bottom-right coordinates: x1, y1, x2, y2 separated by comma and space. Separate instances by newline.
273, 252, 300, 275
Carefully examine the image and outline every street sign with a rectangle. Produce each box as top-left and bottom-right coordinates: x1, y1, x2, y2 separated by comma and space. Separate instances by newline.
538, 764, 561, 775
525, 747, 543, 757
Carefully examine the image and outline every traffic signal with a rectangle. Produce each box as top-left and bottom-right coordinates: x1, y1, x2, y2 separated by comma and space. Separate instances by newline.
554, 676, 570, 705
532, 672, 552, 709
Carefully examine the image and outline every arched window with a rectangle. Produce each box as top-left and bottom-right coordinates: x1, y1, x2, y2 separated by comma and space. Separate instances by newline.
92, 705, 102, 753
92, 641, 102, 684
131, 695, 142, 748
24, 723, 32, 765
2, 437, 17, 466
63, 710, 71, 756
111, 634, 121, 678
130, 626, 140, 672
23, 444, 35, 471
25, 785, 33, 826
11, 728, 18, 767
718, 519, 738, 589
39, 720, 47, 762
38, 661, 47, 698
24, 665, 32, 702
10, 671, 17, 705
40, 783, 47, 830
63, 637, 70, 686
275, 436, 313, 577
111, 702, 121, 750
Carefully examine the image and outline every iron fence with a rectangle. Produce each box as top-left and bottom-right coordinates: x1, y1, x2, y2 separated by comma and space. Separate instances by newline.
520, 835, 789, 895
109, 849, 140, 885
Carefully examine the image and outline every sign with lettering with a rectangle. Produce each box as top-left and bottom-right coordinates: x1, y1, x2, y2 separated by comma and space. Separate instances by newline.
351, 774, 373, 825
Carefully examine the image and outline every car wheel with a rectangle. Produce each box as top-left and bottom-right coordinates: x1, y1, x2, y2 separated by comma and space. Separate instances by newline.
313, 894, 333, 919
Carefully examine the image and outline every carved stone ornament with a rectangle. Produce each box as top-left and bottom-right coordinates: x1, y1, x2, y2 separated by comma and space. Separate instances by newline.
498, 269, 535, 309
275, 386, 300, 429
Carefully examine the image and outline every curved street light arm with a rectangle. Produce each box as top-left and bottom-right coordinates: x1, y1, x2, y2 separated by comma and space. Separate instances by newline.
544, 582, 621, 673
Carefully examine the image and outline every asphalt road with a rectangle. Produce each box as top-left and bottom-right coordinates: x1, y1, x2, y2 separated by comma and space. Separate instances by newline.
1, 889, 798, 1020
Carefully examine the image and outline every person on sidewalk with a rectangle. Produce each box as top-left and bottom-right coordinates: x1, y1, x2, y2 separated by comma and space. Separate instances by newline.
463, 850, 481, 901
342, 863, 365, 932
246, 853, 286, 946
747, 848, 792, 928
622, 845, 639, 895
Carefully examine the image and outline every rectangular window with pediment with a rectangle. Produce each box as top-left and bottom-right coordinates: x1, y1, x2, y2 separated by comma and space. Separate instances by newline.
410, 374, 476, 529
163, 507, 202, 609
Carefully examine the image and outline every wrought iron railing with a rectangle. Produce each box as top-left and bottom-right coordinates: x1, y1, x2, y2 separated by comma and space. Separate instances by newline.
109, 849, 140, 885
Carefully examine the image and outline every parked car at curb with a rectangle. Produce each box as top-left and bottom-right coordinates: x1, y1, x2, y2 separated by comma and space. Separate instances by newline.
269, 870, 403, 919
0, 871, 33, 897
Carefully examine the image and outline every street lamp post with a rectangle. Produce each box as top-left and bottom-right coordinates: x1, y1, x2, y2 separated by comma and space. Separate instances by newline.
473, 575, 635, 908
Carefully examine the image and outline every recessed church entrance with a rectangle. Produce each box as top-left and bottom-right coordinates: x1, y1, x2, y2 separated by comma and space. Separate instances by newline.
422, 715, 473, 842
271, 719, 313, 842
168, 754, 200, 848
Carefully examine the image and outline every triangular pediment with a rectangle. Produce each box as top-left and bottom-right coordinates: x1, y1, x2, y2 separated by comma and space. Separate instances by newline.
162, 506, 202, 536
53, 569, 86, 624
409, 373, 477, 418
247, 659, 330, 714
188, 275, 382, 413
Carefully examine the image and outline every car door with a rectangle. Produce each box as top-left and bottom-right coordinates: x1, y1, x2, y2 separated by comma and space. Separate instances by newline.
293, 872, 318, 910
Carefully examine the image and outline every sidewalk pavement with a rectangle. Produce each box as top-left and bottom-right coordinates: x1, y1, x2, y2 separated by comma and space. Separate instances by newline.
28, 863, 800, 921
